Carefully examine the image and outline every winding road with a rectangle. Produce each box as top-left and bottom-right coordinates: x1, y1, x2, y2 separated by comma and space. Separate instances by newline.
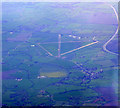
103, 3, 119, 55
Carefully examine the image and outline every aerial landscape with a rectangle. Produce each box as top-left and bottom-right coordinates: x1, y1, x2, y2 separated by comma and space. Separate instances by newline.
2, 2, 119, 106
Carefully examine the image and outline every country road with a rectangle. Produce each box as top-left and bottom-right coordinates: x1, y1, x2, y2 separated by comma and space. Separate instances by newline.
103, 3, 119, 55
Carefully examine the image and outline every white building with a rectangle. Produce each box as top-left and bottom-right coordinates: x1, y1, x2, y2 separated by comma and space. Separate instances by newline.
73, 36, 76, 38
31, 45, 35, 47
37, 75, 47, 79
10, 32, 13, 34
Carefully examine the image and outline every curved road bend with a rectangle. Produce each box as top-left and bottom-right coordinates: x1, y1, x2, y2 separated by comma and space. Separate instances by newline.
103, 3, 119, 55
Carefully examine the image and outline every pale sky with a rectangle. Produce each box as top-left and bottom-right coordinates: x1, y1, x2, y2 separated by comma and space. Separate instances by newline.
1, 0, 120, 2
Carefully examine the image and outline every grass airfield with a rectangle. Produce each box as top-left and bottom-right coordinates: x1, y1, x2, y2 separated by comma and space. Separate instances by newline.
2, 2, 118, 106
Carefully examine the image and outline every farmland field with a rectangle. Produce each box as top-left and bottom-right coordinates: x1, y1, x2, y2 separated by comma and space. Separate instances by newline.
2, 2, 118, 107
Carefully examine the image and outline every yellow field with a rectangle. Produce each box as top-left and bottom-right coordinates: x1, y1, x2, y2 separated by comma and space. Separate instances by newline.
40, 72, 67, 78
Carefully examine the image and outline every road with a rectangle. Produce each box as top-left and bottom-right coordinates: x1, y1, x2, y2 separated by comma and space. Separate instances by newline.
37, 44, 53, 56
103, 3, 119, 55
61, 41, 99, 56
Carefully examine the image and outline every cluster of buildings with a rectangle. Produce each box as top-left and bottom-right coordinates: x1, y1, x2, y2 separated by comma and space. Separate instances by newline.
15, 78, 22, 81
68, 34, 96, 41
